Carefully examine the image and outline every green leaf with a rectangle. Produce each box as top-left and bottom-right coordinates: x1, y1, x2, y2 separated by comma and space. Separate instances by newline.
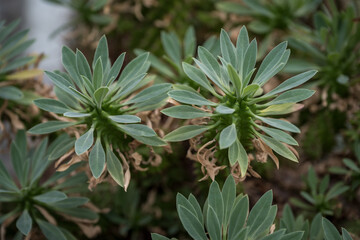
76, 49, 92, 81
257, 125, 298, 145
184, 26, 196, 58
256, 116, 300, 133
242, 84, 260, 98
119, 124, 156, 137
220, 29, 236, 67
106, 53, 125, 85
16, 210, 32, 235
227, 64, 242, 97
342, 228, 353, 240
222, 176, 236, 226
182, 62, 216, 94
63, 112, 90, 118
178, 205, 207, 240
207, 205, 221, 240
0, 86, 23, 100
34, 191, 67, 203
94, 86, 109, 107
28, 121, 76, 134
266, 70, 317, 96
161, 31, 181, 68
188, 194, 203, 225
93, 58, 104, 89
34, 99, 70, 114
106, 149, 124, 187
75, 128, 94, 155
89, 139, 105, 179
219, 124, 237, 149
169, 90, 217, 106
322, 218, 341, 240
253, 42, 288, 85
37, 220, 66, 240
109, 115, 141, 124
242, 39, 257, 83
228, 196, 249, 240
208, 181, 224, 227
260, 103, 303, 116
61, 46, 82, 88
161, 105, 212, 119
216, 105, 235, 114
259, 134, 298, 162
133, 135, 167, 147
266, 89, 315, 105
235, 26, 249, 71
48, 136, 75, 161
151, 233, 171, 240
163, 125, 209, 142
45, 71, 74, 95
196, 47, 223, 90
247, 190, 274, 237
0, 159, 19, 191
93, 35, 109, 72
126, 83, 171, 104
118, 52, 149, 85
228, 139, 248, 177
50, 197, 89, 208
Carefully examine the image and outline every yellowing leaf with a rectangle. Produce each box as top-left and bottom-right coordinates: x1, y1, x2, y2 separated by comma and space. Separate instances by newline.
6, 69, 43, 80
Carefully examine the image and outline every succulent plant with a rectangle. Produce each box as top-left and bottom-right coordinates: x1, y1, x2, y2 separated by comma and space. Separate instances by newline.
29, 36, 169, 188
0, 131, 97, 239
162, 27, 316, 179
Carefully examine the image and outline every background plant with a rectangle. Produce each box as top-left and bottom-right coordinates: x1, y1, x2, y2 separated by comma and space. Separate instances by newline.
29, 35, 168, 189
135, 26, 220, 86
0, 130, 97, 239
290, 166, 349, 216
162, 27, 316, 180
217, 0, 321, 36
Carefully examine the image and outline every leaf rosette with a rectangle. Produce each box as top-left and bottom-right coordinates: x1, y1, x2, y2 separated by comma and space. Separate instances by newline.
162, 27, 316, 179
29, 36, 169, 187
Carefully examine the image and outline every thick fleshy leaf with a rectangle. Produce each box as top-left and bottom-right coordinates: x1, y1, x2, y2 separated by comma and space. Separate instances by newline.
106, 149, 124, 187
258, 134, 298, 162
266, 89, 315, 105
178, 205, 207, 240
182, 62, 216, 94
34, 191, 67, 203
94, 87, 108, 108
256, 116, 300, 133
228, 196, 249, 240
161, 105, 212, 119
216, 105, 235, 114
93, 35, 109, 72
0, 86, 23, 100
37, 220, 67, 240
227, 64, 242, 97
265, 70, 317, 96
163, 125, 209, 142
16, 210, 32, 235
89, 139, 106, 179
34, 99, 70, 114
63, 112, 91, 118
109, 115, 141, 124
219, 124, 237, 149
75, 128, 94, 155
228, 139, 248, 177
322, 218, 342, 240
28, 121, 76, 134
207, 206, 221, 240
126, 83, 171, 104
93, 58, 104, 89
119, 124, 156, 137
220, 29, 236, 67
257, 125, 298, 146
169, 90, 217, 106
